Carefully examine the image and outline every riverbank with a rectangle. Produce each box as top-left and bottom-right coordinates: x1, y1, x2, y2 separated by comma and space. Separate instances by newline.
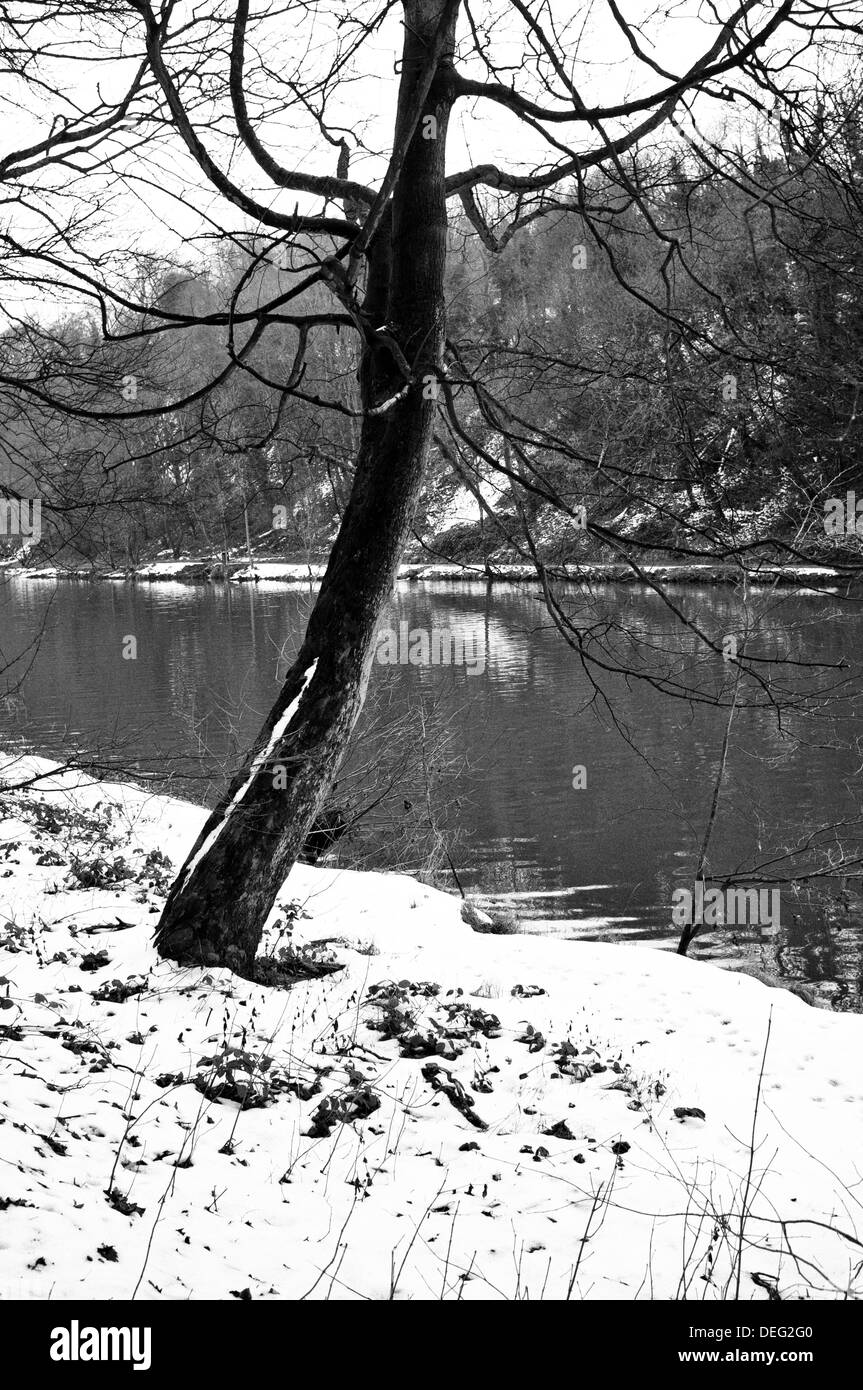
1, 753, 862, 1300
7, 554, 858, 590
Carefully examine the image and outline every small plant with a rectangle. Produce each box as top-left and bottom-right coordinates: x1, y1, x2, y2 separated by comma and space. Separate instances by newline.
105, 1187, 144, 1217
195, 1045, 275, 1108
366, 986, 417, 1041
253, 941, 342, 986
137, 849, 173, 892
264, 899, 310, 956
92, 975, 147, 1003
305, 1083, 381, 1138
35, 847, 66, 866
79, 950, 111, 971
67, 853, 135, 889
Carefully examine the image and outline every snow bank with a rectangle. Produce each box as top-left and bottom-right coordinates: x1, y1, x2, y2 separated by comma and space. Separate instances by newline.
1, 754, 861, 1301
12, 560, 848, 589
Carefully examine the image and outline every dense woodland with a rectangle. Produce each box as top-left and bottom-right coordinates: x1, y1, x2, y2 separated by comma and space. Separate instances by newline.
4, 94, 863, 572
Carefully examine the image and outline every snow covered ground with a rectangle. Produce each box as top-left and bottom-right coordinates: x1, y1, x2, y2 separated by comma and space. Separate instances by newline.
1, 755, 861, 1302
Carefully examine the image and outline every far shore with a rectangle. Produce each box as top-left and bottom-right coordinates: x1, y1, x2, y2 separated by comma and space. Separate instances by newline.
4, 554, 859, 590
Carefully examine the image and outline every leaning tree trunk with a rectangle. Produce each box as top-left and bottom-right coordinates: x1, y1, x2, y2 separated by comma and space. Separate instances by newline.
155, 1, 457, 973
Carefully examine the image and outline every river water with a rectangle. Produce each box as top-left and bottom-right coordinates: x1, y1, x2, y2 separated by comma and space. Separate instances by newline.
2, 575, 862, 1007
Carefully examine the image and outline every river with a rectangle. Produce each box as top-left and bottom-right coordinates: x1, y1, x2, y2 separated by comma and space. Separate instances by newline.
2, 574, 862, 1007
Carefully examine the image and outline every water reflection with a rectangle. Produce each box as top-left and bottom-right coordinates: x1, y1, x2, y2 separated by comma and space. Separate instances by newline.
2, 574, 862, 1007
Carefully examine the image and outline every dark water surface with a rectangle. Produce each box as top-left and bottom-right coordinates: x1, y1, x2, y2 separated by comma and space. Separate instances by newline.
3, 575, 862, 1007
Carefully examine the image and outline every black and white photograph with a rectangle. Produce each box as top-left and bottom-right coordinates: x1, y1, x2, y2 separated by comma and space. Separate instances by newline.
1, 0, 862, 1357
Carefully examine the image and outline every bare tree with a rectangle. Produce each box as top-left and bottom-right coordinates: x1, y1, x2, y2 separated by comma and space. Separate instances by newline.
0, 1, 858, 971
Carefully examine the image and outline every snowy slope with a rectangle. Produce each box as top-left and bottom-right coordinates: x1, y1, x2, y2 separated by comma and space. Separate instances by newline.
1, 755, 861, 1301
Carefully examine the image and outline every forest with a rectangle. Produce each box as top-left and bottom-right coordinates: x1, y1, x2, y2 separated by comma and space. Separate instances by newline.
4, 104, 863, 575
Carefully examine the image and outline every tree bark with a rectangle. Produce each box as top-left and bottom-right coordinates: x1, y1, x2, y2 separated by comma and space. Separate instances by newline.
155, 0, 458, 973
